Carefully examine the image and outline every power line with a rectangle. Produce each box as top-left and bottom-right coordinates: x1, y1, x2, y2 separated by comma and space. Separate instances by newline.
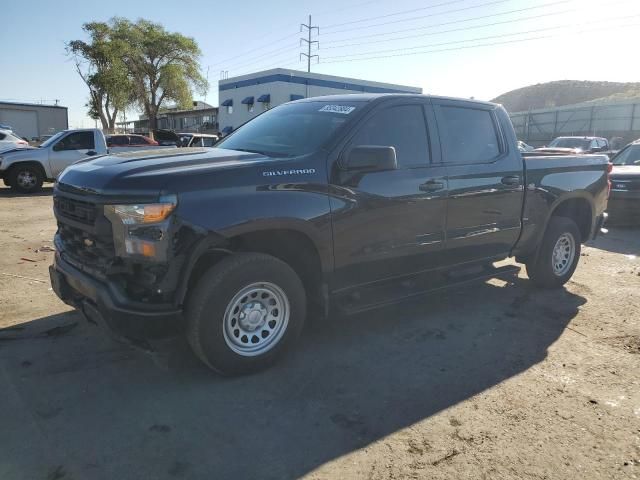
319, 20, 640, 64
220, 44, 300, 70
321, 8, 573, 49
206, 0, 568, 76
322, 0, 521, 35
322, 13, 640, 60
207, 30, 300, 69
322, 0, 469, 29
313, 0, 386, 17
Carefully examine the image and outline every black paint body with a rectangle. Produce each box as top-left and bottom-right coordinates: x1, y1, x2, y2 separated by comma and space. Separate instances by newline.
49, 94, 610, 339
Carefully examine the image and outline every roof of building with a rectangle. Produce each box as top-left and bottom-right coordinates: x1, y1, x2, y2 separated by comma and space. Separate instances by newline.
219, 68, 422, 95
0, 100, 67, 110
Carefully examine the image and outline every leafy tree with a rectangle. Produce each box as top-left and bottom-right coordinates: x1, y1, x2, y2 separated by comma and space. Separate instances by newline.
111, 18, 208, 137
67, 22, 133, 132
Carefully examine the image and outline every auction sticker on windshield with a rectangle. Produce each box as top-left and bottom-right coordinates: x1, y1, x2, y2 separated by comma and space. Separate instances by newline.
318, 105, 356, 115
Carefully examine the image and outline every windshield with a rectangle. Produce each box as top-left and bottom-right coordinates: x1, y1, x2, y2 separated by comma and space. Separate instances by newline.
216, 101, 362, 157
40, 131, 66, 148
612, 144, 640, 166
548, 137, 591, 150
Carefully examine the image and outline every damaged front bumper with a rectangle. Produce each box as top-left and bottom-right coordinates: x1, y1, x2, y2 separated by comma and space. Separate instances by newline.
49, 251, 184, 341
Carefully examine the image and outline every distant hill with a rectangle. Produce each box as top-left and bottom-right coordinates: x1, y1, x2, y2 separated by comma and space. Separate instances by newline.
491, 80, 640, 113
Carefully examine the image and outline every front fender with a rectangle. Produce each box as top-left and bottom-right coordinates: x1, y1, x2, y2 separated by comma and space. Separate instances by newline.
0, 149, 50, 177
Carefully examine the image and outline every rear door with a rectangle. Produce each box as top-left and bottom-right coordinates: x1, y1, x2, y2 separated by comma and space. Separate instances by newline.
432, 99, 524, 264
329, 100, 448, 290
49, 131, 96, 177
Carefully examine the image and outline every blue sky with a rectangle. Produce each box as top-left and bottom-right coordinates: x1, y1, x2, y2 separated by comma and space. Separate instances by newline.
2, 0, 639, 128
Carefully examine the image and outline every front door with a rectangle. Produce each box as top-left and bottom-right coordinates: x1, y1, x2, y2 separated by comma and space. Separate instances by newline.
329, 101, 448, 291
432, 99, 524, 264
49, 131, 96, 177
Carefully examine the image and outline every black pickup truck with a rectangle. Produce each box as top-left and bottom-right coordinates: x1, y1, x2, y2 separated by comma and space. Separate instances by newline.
49, 94, 609, 375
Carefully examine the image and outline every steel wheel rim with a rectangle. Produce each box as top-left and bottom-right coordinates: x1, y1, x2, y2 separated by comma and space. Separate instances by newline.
17, 170, 36, 188
222, 282, 290, 356
552, 232, 575, 276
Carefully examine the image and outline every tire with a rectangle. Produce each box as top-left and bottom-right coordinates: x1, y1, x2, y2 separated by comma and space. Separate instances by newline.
186, 253, 306, 375
9, 165, 44, 193
526, 216, 581, 289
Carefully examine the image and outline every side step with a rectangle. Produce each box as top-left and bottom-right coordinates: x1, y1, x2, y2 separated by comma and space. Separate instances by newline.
335, 264, 521, 315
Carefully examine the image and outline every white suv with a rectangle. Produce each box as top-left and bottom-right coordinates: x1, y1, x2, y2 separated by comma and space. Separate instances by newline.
0, 128, 28, 153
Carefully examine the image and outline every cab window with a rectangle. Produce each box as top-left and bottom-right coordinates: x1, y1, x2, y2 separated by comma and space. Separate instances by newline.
348, 104, 430, 168
54, 131, 95, 151
438, 106, 501, 164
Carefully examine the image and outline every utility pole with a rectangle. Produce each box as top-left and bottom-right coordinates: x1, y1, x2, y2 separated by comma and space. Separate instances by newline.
300, 15, 319, 73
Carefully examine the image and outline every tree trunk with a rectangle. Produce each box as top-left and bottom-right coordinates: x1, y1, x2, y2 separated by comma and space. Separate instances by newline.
107, 108, 119, 133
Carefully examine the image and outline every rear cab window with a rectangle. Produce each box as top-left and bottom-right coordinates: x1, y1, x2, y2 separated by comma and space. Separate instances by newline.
129, 136, 148, 145
436, 104, 502, 164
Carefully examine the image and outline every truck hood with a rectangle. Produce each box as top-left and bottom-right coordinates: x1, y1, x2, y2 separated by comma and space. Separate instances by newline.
0, 145, 42, 157
611, 165, 640, 178
534, 147, 583, 155
57, 147, 270, 197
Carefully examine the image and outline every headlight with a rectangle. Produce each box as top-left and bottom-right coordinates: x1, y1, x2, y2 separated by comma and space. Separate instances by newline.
107, 194, 177, 225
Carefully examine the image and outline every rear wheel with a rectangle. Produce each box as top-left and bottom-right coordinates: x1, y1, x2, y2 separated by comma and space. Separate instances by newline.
9, 165, 43, 193
526, 216, 581, 288
186, 253, 306, 375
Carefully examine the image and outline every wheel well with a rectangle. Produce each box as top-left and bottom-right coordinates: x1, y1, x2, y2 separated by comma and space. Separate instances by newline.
7, 161, 46, 180
186, 229, 324, 311
550, 198, 592, 241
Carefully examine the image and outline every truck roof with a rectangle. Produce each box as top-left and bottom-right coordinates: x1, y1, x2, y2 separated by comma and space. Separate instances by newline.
293, 93, 498, 108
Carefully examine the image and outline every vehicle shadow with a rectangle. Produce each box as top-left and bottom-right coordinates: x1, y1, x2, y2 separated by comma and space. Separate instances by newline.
0, 185, 53, 197
589, 226, 640, 255
0, 276, 585, 480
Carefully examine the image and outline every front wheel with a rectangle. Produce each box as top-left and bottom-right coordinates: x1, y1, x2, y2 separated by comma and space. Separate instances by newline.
186, 253, 306, 375
9, 165, 43, 193
526, 216, 581, 289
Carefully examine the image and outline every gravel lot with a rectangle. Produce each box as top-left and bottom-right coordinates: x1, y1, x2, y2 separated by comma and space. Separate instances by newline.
0, 185, 639, 480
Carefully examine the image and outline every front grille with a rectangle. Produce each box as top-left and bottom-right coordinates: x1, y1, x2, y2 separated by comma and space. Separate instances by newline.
58, 222, 115, 265
54, 193, 115, 270
54, 196, 98, 225
611, 177, 640, 191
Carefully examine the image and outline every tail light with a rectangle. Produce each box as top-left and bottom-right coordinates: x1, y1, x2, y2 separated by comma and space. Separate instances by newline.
607, 162, 613, 199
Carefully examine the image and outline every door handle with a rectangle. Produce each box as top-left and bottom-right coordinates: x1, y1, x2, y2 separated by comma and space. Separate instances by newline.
501, 175, 521, 186
419, 180, 445, 192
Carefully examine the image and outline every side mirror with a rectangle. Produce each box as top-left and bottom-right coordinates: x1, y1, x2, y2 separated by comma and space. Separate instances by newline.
52, 143, 63, 152
342, 145, 397, 172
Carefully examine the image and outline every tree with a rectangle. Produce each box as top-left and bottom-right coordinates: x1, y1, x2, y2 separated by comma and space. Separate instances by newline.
67, 22, 133, 133
111, 18, 208, 137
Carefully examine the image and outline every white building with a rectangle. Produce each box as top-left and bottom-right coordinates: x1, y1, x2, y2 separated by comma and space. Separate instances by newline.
0, 101, 68, 140
217, 68, 422, 135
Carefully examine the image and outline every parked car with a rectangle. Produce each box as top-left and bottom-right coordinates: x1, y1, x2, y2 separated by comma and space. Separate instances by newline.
608, 139, 640, 225
106, 134, 158, 150
0, 128, 29, 153
179, 133, 219, 147
535, 136, 611, 156
517, 140, 534, 152
49, 94, 609, 375
0, 129, 107, 193
153, 129, 181, 146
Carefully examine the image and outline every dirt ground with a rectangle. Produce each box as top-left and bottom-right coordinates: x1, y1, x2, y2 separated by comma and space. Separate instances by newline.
0, 185, 639, 480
